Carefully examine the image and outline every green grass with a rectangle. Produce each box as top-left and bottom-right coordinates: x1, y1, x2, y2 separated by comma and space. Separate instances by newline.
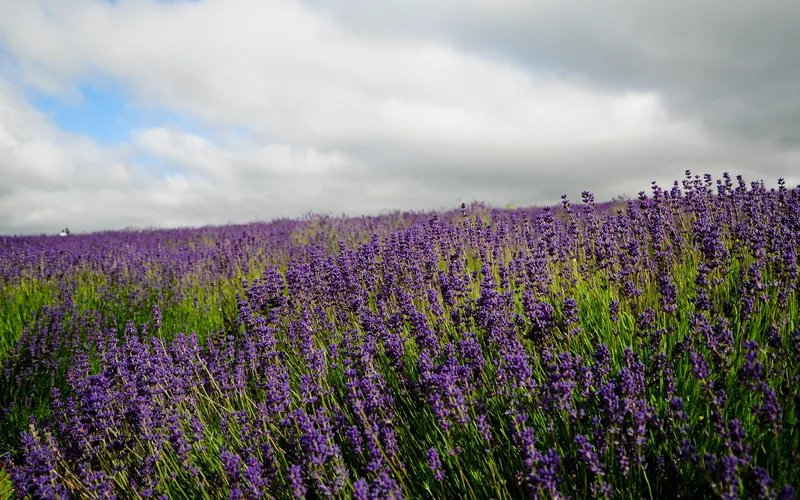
0, 468, 12, 500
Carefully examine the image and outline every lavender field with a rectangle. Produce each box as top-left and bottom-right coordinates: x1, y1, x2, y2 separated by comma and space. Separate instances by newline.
1, 171, 798, 499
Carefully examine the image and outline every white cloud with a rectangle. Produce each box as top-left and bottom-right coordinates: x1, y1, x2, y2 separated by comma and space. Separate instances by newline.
0, 0, 798, 234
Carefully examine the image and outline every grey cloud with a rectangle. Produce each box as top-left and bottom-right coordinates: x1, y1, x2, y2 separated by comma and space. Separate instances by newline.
308, 0, 800, 145
1, 0, 800, 235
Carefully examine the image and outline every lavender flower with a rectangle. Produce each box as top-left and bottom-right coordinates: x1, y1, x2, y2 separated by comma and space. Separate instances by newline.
427, 448, 445, 481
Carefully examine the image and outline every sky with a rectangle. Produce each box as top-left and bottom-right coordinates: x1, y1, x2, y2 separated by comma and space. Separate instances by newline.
1, 0, 799, 235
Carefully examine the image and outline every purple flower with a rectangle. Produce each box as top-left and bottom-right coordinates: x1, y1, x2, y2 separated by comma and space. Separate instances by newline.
574, 435, 604, 476
427, 448, 445, 481
757, 382, 783, 434
751, 467, 773, 500
690, 349, 710, 381
353, 478, 369, 500
288, 465, 306, 499
10, 425, 70, 500
777, 485, 796, 500
608, 300, 620, 322
562, 298, 579, 324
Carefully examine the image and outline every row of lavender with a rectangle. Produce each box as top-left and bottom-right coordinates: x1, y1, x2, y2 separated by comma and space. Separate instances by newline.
0, 208, 507, 357
0, 206, 508, 285
2, 172, 799, 498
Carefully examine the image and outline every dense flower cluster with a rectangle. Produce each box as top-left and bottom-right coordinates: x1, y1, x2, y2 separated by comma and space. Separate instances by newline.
1, 172, 799, 498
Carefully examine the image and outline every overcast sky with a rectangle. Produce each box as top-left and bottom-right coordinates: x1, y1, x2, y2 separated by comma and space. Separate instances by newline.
1, 0, 799, 235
